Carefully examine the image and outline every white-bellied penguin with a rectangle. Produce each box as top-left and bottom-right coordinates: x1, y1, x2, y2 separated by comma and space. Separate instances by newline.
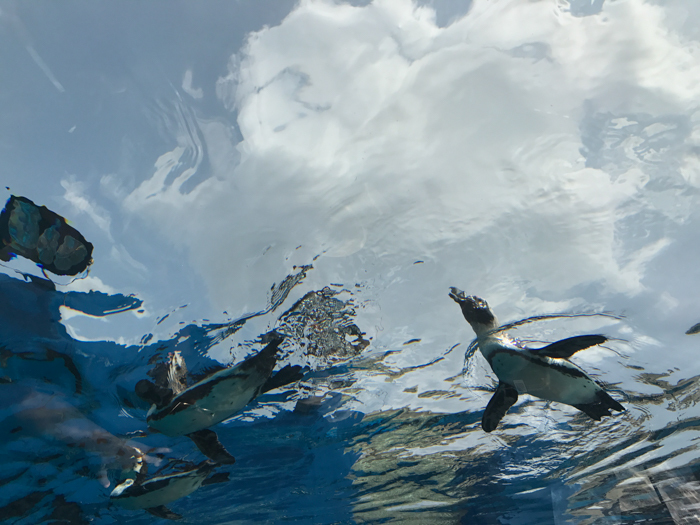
449, 288, 624, 432
135, 332, 304, 463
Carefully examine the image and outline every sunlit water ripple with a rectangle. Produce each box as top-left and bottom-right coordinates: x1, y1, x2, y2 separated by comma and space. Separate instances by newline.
1, 264, 699, 524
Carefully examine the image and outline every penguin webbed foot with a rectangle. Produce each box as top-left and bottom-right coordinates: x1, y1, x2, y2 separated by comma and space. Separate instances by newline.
482, 382, 519, 432
187, 429, 236, 465
573, 390, 625, 421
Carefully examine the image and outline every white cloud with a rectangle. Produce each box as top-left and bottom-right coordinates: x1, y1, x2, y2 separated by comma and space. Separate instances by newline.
61, 177, 112, 234
62, 275, 116, 294
123, 0, 700, 313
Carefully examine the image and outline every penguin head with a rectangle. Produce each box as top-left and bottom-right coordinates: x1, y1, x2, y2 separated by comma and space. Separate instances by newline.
449, 288, 498, 334
119, 448, 146, 482
166, 351, 188, 393
110, 477, 135, 499
135, 379, 173, 408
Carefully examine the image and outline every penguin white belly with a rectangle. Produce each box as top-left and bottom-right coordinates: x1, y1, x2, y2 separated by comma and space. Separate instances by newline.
148, 372, 263, 436
112, 474, 204, 510
489, 351, 600, 405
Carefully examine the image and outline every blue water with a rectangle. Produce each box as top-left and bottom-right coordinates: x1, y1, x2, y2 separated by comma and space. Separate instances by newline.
1, 264, 699, 524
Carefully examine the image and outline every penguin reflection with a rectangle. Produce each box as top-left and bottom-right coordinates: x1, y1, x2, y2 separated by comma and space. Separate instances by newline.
110, 458, 228, 520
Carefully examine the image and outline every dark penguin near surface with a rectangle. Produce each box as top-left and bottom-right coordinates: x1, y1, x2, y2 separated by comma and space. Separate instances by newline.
135, 333, 304, 463
686, 322, 700, 335
110, 460, 227, 520
449, 288, 624, 432
0, 195, 93, 276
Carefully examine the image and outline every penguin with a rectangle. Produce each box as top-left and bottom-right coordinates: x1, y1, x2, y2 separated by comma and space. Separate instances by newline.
110, 460, 227, 520
686, 322, 700, 335
135, 333, 304, 463
449, 288, 624, 432
0, 195, 93, 276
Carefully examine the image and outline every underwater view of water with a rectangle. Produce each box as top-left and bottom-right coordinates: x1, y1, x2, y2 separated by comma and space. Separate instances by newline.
3, 0, 700, 523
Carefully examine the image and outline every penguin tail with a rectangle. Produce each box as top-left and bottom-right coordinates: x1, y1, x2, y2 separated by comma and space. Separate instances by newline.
244, 332, 286, 376
202, 472, 230, 486
146, 505, 182, 521
261, 330, 285, 347
573, 390, 624, 421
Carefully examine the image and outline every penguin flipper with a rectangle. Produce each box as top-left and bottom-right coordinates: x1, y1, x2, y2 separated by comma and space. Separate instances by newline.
573, 390, 625, 421
482, 382, 519, 432
187, 429, 236, 465
261, 364, 305, 394
533, 335, 607, 359
146, 505, 182, 520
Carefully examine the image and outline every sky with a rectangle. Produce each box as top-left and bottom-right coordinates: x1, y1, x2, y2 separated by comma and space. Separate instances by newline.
2, 0, 700, 384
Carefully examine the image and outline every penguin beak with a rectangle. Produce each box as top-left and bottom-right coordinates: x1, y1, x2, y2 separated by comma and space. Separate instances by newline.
449, 287, 466, 303
449, 289, 496, 328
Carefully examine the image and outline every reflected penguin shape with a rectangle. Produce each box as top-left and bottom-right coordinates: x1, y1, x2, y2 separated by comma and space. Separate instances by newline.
110, 459, 228, 520
449, 288, 624, 432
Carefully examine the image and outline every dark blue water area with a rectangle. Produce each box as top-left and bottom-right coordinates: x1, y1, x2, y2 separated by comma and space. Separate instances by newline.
1, 269, 699, 524
99, 411, 363, 524
0, 269, 373, 524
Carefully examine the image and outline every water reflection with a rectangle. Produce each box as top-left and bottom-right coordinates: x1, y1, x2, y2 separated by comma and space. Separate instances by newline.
1, 197, 700, 524
110, 458, 228, 520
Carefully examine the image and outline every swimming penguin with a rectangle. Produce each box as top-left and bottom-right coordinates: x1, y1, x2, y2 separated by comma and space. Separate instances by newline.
0, 195, 93, 276
449, 288, 624, 432
686, 322, 700, 335
135, 333, 304, 463
110, 460, 227, 520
